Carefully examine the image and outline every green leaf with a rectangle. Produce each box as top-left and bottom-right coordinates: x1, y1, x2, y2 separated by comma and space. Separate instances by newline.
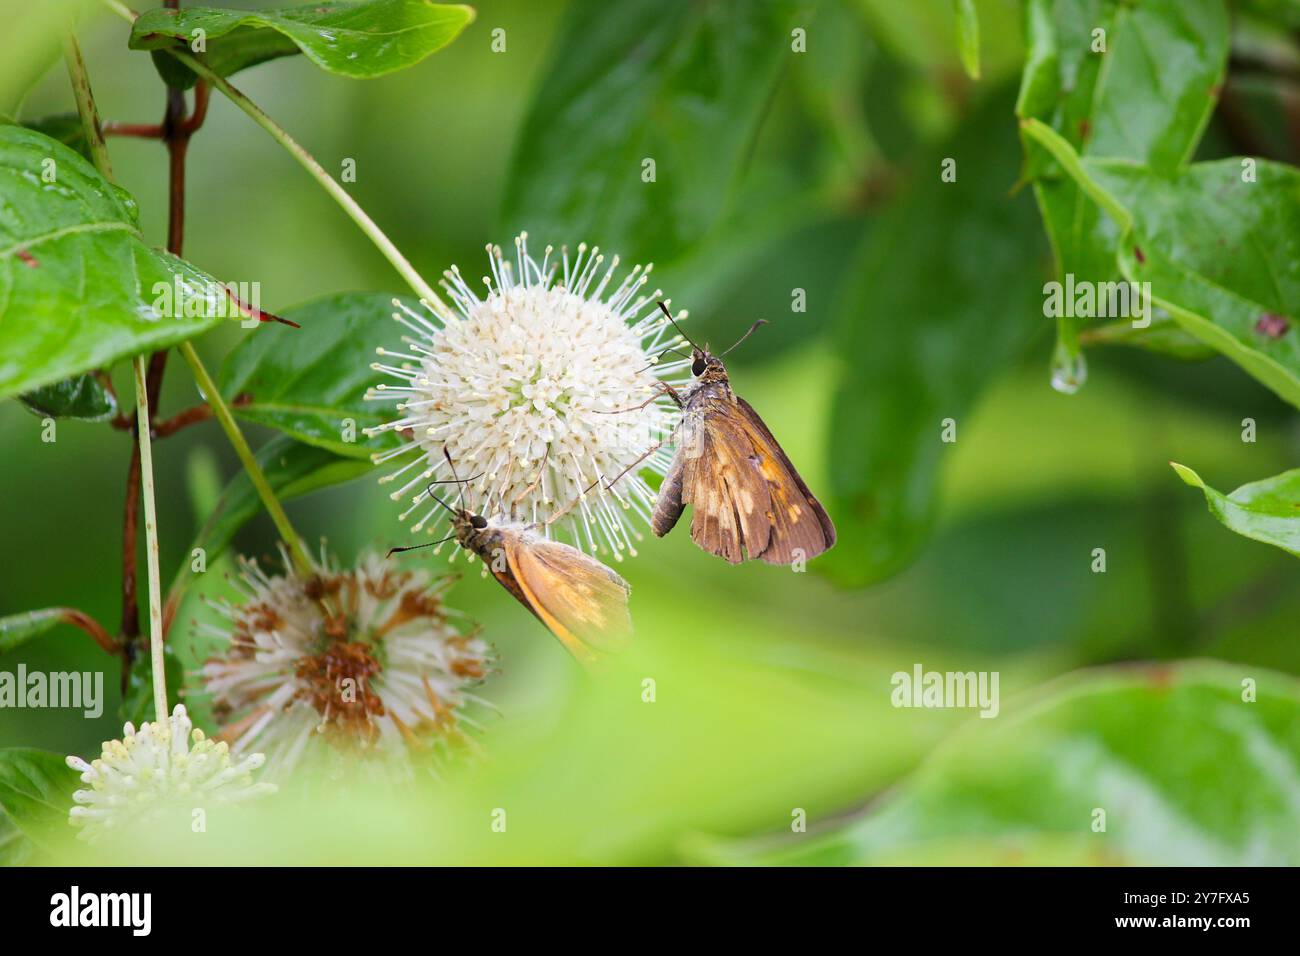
0, 125, 235, 400
0, 809, 36, 865
0, 0, 86, 120
0, 749, 78, 851
19, 372, 117, 421
10, 120, 121, 420
179, 435, 373, 585
0, 608, 88, 654
218, 292, 403, 458
13, 113, 91, 161
856, 0, 1022, 82
1016, 0, 1229, 366
688, 663, 1300, 865
821, 89, 1048, 587
502, 0, 811, 264
130, 0, 476, 90
1024, 119, 1300, 409
1173, 463, 1300, 558
953, 0, 980, 79
1077, 313, 1215, 361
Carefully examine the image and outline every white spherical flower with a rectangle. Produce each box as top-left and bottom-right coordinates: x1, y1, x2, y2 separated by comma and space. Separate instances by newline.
365, 233, 689, 559
199, 547, 492, 777
66, 704, 273, 843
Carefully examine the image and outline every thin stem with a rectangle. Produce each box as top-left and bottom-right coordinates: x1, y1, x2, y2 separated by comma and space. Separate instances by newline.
58, 609, 118, 655
120, 442, 142, 640
103, 121, 164, 138
154, 402, 214, 437
101, 0, 137, 22
98, 0, 444, 307
177, 341, 314, 577
132, 356, 168, 723
64, 23, 146, 650
181, 53, 444, 307
164, 87, 189, 254
63, 36, 114, 181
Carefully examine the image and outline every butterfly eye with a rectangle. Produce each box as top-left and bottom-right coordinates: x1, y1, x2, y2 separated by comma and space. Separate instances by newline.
691, 357, 706, 376
471, 514, 488, 529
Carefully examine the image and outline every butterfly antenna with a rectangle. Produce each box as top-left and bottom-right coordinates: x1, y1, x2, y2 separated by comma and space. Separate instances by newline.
422, 485, 457, 516
442, 448, 467, 508
719, 319, 768, 357
657, 300, 700, 352
388, 533, 457, 559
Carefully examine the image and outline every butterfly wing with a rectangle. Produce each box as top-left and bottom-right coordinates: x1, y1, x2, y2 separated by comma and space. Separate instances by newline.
653, 387, 835, 565
501, 531, 632, 662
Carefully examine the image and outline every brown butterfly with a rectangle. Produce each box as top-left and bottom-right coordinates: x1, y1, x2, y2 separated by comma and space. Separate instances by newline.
640, 302, 836, 565
389, 455, 631, 666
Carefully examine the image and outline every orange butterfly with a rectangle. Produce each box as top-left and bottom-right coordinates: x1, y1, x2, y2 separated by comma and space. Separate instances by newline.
390, 454, 631, 666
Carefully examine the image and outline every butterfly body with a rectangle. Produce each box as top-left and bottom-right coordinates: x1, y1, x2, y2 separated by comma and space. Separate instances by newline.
451, 511, 632, 663
652, 350, 836, 565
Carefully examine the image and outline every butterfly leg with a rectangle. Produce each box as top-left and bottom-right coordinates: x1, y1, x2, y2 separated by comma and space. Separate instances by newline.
596, 381, 682, 413
510, 445, 551, 508
593, 432, 676, 503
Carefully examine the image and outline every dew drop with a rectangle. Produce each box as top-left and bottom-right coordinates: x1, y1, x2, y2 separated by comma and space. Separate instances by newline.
1050, 345, 1087, 395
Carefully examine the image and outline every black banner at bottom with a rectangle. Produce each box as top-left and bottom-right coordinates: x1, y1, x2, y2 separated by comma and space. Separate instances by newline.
0, 866, 1280, 939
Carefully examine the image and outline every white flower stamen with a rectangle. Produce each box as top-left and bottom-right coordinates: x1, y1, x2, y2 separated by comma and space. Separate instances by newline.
65, 704, 274, 842
364, 233, 688, 559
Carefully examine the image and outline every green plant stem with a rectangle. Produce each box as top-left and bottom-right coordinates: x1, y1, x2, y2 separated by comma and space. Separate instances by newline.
98, 0, 445, 309
132, 356, 168, 723
64, 20, 170, 715
177, 52, 445, 308
63, 36, 115, 181
177, 341, 314, 577
101, 0, 137, 23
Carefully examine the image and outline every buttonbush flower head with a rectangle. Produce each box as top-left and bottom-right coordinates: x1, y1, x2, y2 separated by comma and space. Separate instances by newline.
66, 703, 273, 843
200, 546, 491, 777
365, 233, 689, 560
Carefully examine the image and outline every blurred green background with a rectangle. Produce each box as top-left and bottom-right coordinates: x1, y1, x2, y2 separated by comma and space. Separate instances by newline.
2, 0, 1299, 865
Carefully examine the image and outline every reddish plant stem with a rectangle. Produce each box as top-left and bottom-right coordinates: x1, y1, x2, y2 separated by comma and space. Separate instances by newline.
103, 121, 164, 138
120, 440, 142, 643
164, 87, 188, 255
59, 609, 118, 655
154, 402, 214, 436
182, 81, 210, 135
119, 45, 211, 655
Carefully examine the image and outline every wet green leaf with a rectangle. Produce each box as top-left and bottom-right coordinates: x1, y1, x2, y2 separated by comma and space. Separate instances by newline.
218, 292, 404, 458
0, 125, 234, 400
130, 0, 475, 89
11, 113, 90, 161
18, 372, 116, 421
1017, 0, 1229, 365
1024, 119, 1300, 409
688, 663, 1300, 865
1173, 463, 1300, 557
